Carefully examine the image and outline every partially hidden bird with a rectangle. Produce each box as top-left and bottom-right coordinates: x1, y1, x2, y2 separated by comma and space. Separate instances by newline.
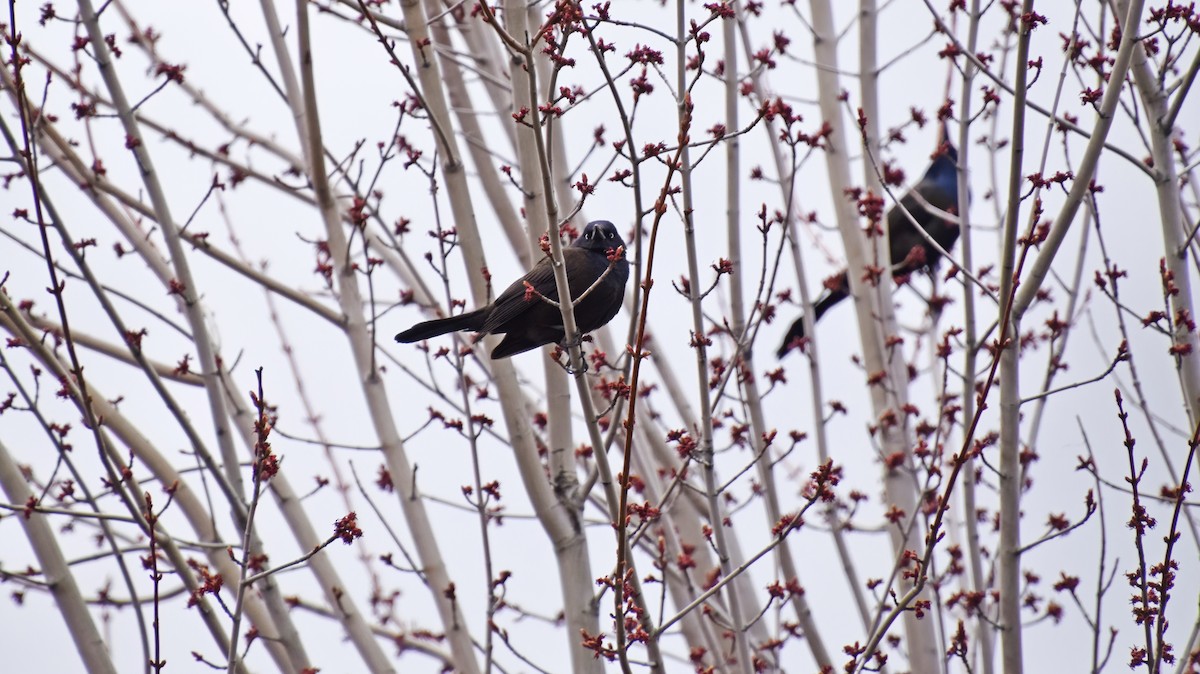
395, 220, 629, 359
778, 141, 963, 358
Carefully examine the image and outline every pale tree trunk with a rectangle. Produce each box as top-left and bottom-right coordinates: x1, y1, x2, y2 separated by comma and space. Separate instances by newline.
77, 0, 314, 669
952, 0, 996, 670
497, 2, 604, 671
807, 1, 939, 670
0, 438, 118, 674
1117, 0, 1200, 424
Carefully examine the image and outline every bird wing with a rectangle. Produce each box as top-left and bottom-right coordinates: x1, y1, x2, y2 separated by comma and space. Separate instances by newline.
480, 258, 560, 333
890, 183, 959, 242
913, 181, 958, 217
887, 181, 961, 275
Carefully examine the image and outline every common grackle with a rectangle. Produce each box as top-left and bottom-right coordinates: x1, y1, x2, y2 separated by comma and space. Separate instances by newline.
396, 220, 629, 359
778, 142, 962, 358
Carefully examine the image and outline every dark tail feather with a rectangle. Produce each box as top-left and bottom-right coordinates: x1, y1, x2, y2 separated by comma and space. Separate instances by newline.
395, 308, 488, 343
488, 325, 566, 359
489, 333, 542, 359
777, 272, 850, 358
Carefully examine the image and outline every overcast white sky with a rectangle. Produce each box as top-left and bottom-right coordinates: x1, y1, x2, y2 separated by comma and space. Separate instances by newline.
2, 1, 1198, 672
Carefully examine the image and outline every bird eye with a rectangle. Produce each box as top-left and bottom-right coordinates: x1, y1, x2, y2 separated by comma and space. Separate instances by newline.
606, 231, 614, 238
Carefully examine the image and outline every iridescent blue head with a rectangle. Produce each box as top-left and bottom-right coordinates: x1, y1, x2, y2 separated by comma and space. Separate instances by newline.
923, 142, 960, 198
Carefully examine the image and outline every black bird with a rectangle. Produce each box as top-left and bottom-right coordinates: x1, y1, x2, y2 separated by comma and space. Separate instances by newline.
396, 220, 629, 359
778, 142, 962, 358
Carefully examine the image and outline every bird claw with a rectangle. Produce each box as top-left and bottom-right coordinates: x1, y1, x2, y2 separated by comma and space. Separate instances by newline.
553, 353, 589, 375
556, 337, 590, 375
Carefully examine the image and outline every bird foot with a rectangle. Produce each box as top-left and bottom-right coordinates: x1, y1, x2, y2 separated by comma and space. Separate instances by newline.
553, 339, 590, 375
552, 354, 589, 375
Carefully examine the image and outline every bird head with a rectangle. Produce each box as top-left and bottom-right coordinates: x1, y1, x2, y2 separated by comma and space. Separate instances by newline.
934, 122, 958, 164
574, 220, 626, 256
923, 141, 960, 199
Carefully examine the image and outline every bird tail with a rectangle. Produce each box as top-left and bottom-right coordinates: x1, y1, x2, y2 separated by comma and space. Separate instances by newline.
777, 272, 850, 357
395, 308, 488, 343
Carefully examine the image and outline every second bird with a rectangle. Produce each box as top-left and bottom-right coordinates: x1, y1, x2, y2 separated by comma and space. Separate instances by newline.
778, 142, 962, 358
395, 220, 629, 359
